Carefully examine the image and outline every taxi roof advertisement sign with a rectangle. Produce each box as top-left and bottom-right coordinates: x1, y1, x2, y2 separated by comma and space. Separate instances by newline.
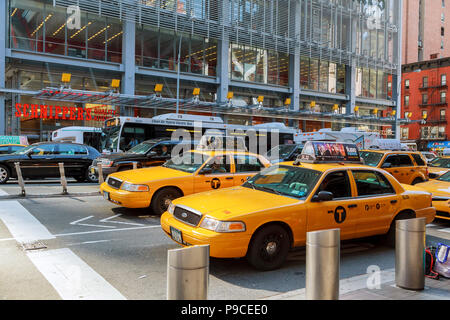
300, 141, 360, 163
0, 136, 28, 145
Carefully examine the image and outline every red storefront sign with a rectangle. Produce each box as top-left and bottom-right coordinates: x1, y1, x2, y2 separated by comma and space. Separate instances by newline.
14, 103, 118, 121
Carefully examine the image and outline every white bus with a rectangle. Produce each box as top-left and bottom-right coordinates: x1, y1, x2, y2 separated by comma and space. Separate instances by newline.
100, 113, 300, 154
51, 126, 103, 151
296, 127, 381, 150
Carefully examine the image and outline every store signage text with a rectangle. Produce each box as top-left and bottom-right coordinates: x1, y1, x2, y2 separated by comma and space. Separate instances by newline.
14, 103, 118, 121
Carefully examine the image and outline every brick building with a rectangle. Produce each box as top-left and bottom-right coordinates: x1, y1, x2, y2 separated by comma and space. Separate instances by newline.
403, 0, 450, 64
401, 57, 450, 150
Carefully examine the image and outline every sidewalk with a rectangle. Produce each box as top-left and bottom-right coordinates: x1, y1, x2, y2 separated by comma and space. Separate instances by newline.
262, 268, 450, 300
0, 183, 101, 199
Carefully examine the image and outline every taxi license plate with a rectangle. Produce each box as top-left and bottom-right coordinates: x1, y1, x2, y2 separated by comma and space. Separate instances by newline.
170, 227, 183, 244
103, 191, 110, 200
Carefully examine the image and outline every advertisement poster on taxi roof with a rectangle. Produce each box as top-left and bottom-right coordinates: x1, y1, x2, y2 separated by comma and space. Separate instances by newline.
312, 142, 359, 162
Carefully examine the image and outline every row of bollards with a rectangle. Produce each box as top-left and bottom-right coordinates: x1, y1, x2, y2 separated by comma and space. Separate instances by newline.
166, 217, 427, 300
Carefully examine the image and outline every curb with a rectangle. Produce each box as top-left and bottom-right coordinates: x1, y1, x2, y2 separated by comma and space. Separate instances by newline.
0, 192, 101, 200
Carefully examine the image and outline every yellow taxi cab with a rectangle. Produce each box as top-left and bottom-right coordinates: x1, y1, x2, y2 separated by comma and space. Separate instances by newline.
427, 156, 450, 179
100, 149, 271, 215
359, 149, 428, 185
161, 141, 435, 270
415, 171, 450, 220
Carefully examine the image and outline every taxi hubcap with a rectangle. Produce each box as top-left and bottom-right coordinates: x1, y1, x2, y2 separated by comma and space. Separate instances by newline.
260, 234, 282, 261
0, 168, 7, 182
266, 242, 278, 255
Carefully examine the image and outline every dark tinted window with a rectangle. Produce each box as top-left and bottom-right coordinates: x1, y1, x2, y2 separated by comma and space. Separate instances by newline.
352, 170, 395, 196
316, 171, 351, 199
202, 155, 231, 173
30, 144, 57, 155
57, 144, 88, 155
411, 154, 426, 166
10, 146, 24, 153
0, 146, 9, 154
383, 154, 413, 167
234, 155, 264, 172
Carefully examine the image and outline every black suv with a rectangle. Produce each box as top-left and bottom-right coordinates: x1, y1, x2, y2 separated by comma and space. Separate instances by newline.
0, 142, 100, 184
90, 138, 197, 179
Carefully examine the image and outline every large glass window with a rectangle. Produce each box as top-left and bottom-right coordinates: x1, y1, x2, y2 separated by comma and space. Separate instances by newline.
9, 1, 122, 63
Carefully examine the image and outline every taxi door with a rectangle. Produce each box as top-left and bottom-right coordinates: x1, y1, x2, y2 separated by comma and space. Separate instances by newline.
232, 154, 266, 186
350, 169, 400, 237
193, 155, 235, 193
306, 170, 358, 239
380, 154, 415, 184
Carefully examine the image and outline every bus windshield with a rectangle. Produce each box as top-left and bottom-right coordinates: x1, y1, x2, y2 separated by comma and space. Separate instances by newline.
101, 126, 121, 152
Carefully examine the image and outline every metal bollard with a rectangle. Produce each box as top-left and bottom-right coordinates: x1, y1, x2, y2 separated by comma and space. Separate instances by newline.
167, 245, 209, 300
97, 163, 104, 185
14, 162, 26, 196
58, 163, 68, 195
395, 217, 426, 290
306, 228, 340, 300
133, 162, 138, 170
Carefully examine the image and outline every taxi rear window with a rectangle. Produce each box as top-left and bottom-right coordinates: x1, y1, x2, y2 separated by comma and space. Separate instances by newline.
411, 153, 425, 166
360, 151, 383, 167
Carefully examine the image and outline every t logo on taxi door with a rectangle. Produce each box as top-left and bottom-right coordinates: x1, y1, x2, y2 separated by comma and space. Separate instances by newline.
211, 178, 221, 189
334, 206, 346, 224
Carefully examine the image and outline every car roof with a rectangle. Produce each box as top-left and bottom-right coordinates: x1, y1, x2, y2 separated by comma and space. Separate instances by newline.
278, 161, 383, 173
31, 141, 89, 147
361, 149, 418, 154
141, 138, 198, 145
189, 149, 261, 157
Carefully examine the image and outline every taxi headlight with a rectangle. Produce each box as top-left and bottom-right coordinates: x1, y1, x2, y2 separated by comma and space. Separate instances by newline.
121, 182, 149, 192
200, 217, 246, 233
167, 201, 175, 215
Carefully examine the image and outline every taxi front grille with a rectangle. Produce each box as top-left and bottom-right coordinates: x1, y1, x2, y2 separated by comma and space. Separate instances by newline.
436, 211, 450, 219
107, 177, 122, 189
173, 206, 202, 226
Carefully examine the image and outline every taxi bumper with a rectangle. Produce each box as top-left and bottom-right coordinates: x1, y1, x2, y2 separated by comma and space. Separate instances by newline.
415, 206, 437, 224
432, 200, 450, 220
160, 212, 251, 258
100, 182, 151, 208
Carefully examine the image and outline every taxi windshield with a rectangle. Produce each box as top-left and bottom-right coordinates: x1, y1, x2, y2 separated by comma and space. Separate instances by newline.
162, 152, 204, 173
429, 157, 450, 168
360, 151, 384, 166
438, 171, 450, 182
243, 165, 321, 199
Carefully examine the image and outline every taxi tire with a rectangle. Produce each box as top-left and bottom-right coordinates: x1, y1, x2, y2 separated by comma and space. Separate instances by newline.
0, 165, 10, 184
383, 211, 416, 247
246, 225, 290, 271
151, 187, 183, 216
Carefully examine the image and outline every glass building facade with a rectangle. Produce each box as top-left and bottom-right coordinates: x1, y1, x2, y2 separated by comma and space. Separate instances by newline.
0, 0, 402, 139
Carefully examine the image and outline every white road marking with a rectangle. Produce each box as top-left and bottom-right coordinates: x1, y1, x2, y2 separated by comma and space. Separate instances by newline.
54, 225, 161, 237
437, 228, 450, 234
261, 268, 396, 300
27, 248, 126, 300
70, 216, 116, 229
0, 200, 55, 243
99, 214, 145, 227
67, 240, 112, 246
0, 189, 9, 196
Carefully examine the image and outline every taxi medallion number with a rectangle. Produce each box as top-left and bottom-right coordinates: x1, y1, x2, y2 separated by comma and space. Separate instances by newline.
170, 226, 183, 244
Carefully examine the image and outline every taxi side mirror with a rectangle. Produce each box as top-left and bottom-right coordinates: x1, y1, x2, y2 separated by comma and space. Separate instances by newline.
311, 191, 334, 202
381, 162, 392, 168
199, 167, 213, 175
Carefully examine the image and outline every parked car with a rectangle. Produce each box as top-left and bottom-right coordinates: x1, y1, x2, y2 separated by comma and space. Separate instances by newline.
420, 151, 437, 164
0, 142, 100, 184
90, 138, 198, 180
0, 144, 27, 155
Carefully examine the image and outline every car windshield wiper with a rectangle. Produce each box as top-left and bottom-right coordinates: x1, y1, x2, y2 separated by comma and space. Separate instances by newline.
253, 185, 283, 196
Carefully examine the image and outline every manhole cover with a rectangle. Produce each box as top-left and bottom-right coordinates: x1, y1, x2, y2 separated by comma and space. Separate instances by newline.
21, 241, 47, 251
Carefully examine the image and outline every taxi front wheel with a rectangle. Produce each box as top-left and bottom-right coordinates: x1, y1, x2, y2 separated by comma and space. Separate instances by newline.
151, 187, 183, 216
246, 225, 290, 271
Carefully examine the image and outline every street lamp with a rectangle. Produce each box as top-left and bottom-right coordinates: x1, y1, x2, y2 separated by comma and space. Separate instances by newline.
176, 11, 196, 114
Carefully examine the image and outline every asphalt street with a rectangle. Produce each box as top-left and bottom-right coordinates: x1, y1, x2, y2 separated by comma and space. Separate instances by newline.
0, 180, 449, 300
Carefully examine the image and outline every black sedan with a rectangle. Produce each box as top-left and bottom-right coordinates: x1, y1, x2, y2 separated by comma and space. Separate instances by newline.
0, 142, 100, 184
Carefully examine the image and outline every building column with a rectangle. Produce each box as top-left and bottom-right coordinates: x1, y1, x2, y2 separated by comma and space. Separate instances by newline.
216, 0, 231, 105
122, 20, 135, 117
289, 0, 301, 113
345, 65, 356, 116
0, 1, 6, 134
